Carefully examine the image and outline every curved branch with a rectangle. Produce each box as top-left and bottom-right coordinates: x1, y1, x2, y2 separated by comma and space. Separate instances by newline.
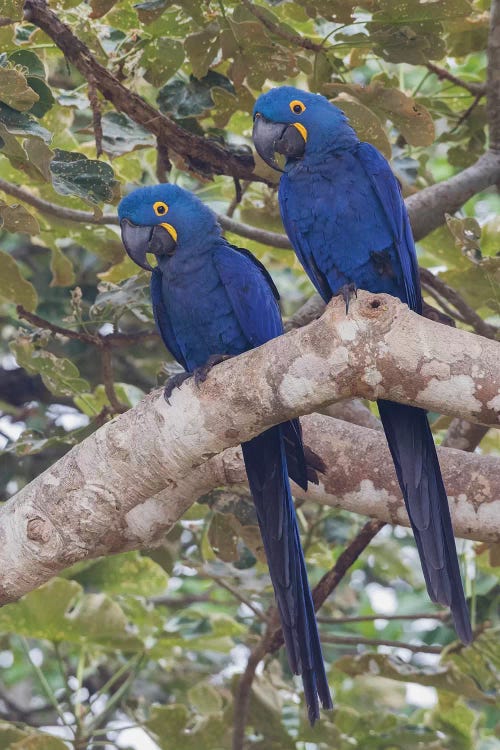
22, 0, 260, 182
1, 292, 499, 603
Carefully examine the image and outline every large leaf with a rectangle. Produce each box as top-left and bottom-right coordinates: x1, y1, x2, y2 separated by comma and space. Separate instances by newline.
327, 80, 435, 146
0, 67, 39, 112
336, 650, 497, 703
100, 111, 154, 158
11, 337, 90, 398
70, 551, 169, 597
141, 38, 185, 87
0, 578, 144, 651
0, 101, 51, 142
184, 22, 220, 79
157, 71, 235, 119
0, 250, 38, 310
0, 200, 39, 234
49, 149, 119, 206
0, 723, 68, 749
0, 0, 24, 21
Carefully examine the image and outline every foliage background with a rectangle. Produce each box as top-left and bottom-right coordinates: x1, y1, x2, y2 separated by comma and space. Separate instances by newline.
0, 0, 499, 747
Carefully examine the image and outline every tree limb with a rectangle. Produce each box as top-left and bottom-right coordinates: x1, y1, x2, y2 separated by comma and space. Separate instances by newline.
22, 0, 260, 182
487, 0, 500, 152
1, 292, 499, 604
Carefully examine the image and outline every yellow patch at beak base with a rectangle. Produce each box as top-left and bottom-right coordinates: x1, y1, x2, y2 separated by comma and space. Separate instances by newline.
293, 122, 308, 142
160, 222, 177, 242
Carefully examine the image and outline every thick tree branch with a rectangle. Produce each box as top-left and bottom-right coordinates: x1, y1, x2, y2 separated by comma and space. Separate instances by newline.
487, 0, 500, 151
406, 151, 500, 240
22, 0, 259, 182
1, 293, 499, 603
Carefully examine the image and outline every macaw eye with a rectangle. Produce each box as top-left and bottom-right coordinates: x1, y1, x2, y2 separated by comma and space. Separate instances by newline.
290, 100, 306, 115
153, 201, 169, 216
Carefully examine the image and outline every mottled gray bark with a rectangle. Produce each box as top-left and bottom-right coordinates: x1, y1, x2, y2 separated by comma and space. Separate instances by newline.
0, 292, 499, 603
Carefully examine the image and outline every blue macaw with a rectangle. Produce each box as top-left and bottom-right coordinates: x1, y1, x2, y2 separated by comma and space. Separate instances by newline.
118, 184, 333, 722
252, 86, 472, 644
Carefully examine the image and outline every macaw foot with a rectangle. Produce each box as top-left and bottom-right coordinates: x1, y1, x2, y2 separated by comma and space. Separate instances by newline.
339, 282, 357, 314
193, 353, 234, 387
164, 371, 192, 403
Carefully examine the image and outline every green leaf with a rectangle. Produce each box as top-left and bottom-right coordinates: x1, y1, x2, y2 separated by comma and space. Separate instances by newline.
0, 250, 38, 310
101, 111, 154, 158
373, 0, 472, 22
10, 337, 90, 398
334, 94, 392, 159
49, 244, 75, 287
11, 734, 70, 749
157, 71, 235, 119
188, 681, 223, 715
327, 80, 435, 146
443, 627, 500, 696
50, 149, 119, 206
184, 23, 220, 79
336, 651, 496, 703
25, 77, 55, 118
0, 67, 39, 112
0, 200, 40, 234
0, 578, 144, 650
89, 0, 119, 18
0, 101, 51, 142
70, 551, 169, 597
146, 703, 228, 750
208, 512, 239, 563
0, 0, 24, 21
141, 38, 184, 87
8, 49, 46, 78
369, 22, 446, 64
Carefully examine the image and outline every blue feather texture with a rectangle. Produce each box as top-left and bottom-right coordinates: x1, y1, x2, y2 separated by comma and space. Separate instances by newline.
118, 184, 333, 722
254, 85, 472, 644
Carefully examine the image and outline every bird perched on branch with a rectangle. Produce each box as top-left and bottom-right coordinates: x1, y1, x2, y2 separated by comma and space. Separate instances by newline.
253, 86, 472, 644
118, 184, 332, 723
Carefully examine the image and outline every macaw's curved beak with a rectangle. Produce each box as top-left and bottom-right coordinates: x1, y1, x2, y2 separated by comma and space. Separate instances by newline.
252, 114, 306, 172
120, 219, 177, 271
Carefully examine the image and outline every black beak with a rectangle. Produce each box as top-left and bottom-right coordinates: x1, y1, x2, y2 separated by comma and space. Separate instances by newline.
252, 114, 306, 172
120, 219, 177, 271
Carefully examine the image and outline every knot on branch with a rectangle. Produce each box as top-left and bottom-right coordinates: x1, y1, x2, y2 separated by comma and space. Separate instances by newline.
27, 516, 52, 544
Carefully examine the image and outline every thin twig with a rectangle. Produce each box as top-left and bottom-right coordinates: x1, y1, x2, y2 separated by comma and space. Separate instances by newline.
0, 178, 291, 248
210, 575, 271, 624
101, 344, 127, 413
425, 62, 485, 96
453, 92, 484, 131
320, 634, 442, 654
420, 268, 498, 340
317, 612, 447, 624
88, 76, 103, 158
232, 520, 384, 750
16, 305, 158, 348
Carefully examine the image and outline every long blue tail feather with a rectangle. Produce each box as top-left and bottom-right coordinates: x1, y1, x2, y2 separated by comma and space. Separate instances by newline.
241, 427, 333, 723
378, 400, 472, 643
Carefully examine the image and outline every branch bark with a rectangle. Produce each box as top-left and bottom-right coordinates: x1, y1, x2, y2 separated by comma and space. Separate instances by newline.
1, 293, 499, 603
22, 0, 259, 182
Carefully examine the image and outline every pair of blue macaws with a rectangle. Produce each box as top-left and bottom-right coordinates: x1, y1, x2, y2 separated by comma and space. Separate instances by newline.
118, 86, 472, 723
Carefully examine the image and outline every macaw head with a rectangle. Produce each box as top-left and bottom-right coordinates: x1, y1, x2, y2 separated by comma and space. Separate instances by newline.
253, 86, 357, 171
118, 184, 219, 271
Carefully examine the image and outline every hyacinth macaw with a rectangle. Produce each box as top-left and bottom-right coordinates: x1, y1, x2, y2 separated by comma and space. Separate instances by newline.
118, 184, 333, 722
252, 86, 472, 644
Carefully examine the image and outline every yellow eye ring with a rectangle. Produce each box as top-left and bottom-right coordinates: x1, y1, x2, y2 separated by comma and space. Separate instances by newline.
289, 99, 306, 115
153, 201, 169, 216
